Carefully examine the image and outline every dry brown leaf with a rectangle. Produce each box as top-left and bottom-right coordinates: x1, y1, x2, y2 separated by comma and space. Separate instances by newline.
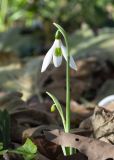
92, 106, 114, 143
79, 105, 114, 144
38, 154, 50, 160
70, 100, 93, 118
101, 101, 114, 112
23, 126, 91, 160
45, 129, 114, 160
23, 125, 60, 138
11, 109, 57, 143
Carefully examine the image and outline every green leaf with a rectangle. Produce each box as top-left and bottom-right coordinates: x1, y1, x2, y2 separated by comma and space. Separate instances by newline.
0, 143, 8, 155
46, 92, 66, 130
23, 154, 36, 160
17, 138, 37, 154
15, 138, 37, 160
0, 110, 11, 149
0, 143, 3, 150
0, 150, 8, 155
0, 142, 8, 155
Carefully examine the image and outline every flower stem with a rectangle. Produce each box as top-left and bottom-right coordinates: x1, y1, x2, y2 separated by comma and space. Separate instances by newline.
64, 35, 72, 156
53, 23, 71, 133
65, 40, 70, 133
53, 23, 73, 155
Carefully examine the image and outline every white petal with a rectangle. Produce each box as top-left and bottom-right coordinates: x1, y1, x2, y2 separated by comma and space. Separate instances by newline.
53, 39, 62, 67
69, 56, 77, 70
54, 39, 62, 48
61, 44, 77, 70
53, 54, 62, 67
41, 43, 55, 72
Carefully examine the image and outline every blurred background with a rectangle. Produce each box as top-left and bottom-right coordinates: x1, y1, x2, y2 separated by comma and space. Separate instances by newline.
1, 0, 114, 104
1, 1, 114, 158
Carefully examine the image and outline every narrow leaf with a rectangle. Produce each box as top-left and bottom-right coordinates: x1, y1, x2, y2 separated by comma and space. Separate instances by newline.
46, 92, 66, 129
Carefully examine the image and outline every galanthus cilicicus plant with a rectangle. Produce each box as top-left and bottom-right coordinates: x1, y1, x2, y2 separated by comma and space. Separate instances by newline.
41, 23, 77, 156
41, 30, 76, 72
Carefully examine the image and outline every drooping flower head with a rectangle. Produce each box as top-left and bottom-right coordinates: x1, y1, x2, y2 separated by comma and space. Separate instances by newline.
41, 30, 77, 72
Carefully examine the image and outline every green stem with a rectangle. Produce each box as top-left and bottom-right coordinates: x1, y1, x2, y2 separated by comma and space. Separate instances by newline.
53, 23, 73, 156
65, 39, 70, 133
53, 23, 71, 133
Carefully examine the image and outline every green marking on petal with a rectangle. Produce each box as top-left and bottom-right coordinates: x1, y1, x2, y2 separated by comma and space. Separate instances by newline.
55, 48, 62, 57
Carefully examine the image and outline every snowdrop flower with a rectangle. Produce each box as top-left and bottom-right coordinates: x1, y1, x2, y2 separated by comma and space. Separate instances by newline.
41, 37, 77, 72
